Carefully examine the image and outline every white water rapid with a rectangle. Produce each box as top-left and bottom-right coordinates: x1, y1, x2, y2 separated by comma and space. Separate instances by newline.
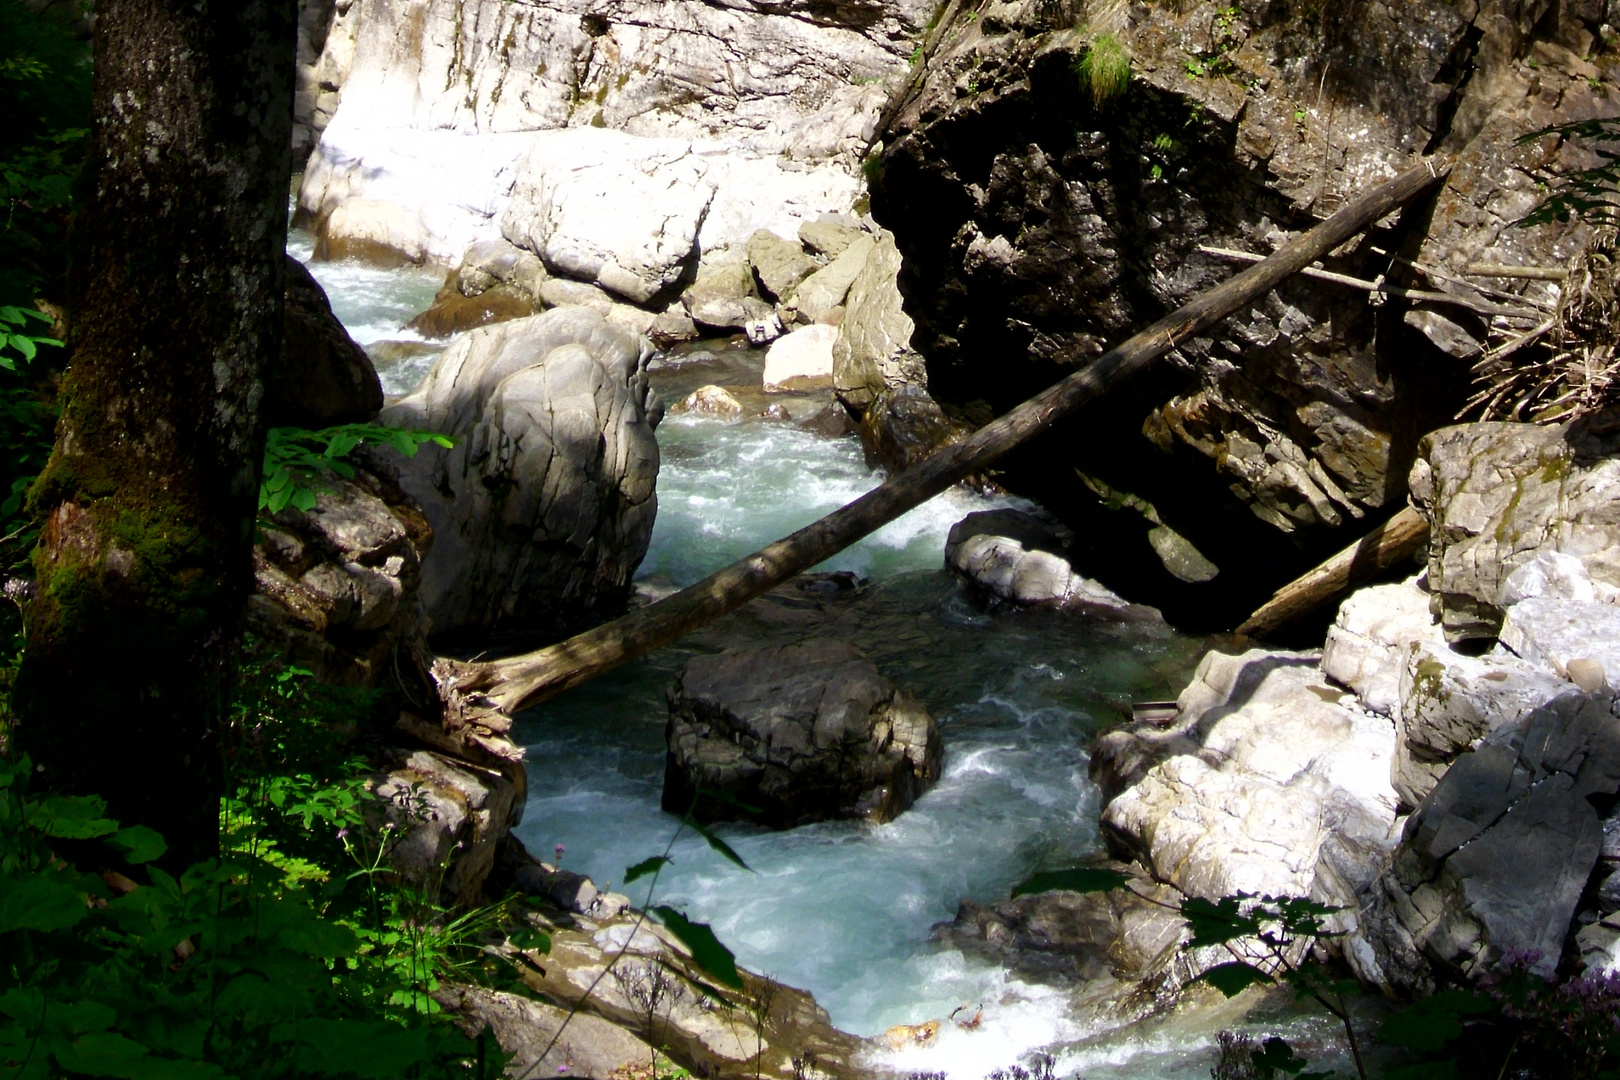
293, 242, 1355, 1080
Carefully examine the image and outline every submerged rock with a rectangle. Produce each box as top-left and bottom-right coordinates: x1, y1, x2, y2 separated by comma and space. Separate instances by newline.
379, 307, 661, 647
663, 640, 942, 828
670, 384, 746, 420
945, 509, 1141, 614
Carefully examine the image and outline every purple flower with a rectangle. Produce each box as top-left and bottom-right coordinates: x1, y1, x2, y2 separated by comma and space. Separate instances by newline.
555, 843, 566, 859
336, 827, 351, 841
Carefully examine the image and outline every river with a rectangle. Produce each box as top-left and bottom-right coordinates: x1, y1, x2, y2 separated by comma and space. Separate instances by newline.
288, 233, 1351, 1080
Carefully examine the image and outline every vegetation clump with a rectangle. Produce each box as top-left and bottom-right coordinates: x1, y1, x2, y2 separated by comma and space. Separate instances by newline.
1076, 34, 1131, 108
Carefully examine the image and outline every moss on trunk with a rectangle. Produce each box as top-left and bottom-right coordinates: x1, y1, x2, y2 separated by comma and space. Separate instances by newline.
13, 0, 296, 867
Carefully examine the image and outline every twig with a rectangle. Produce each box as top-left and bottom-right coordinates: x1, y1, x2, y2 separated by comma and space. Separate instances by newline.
1465, 263, 1568, 281
1197, 246, 1543, 320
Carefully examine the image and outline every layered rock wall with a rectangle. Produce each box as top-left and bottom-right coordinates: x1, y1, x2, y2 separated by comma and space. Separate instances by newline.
872, 0, 1616, 626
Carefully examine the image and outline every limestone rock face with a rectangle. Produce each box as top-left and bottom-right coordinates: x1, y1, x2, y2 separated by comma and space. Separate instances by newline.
1097, 649, 1400, 903
831, 233, 923, 410
379, 307, 660, 646
747, 229, 821, 302
1411, 418, 1620, 640
1358, 692, 1620, 994
249, 451, 430, 687
314, 197, 430, 266
945, 510, 1140, 614
663, 640, 942, 828
1321, 577, 1446, 719
871, 0, 1605, 624
792, 233, 874, 325
1394, 640, 1569, 808
274, 254, 384, 427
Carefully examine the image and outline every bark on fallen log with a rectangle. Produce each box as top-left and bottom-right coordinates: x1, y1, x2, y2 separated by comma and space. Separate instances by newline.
1235, 505, 1431, 639
432, 157, 1451, 724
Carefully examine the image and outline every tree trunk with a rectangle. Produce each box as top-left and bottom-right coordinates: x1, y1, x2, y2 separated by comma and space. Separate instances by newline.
14, 0, 296, 866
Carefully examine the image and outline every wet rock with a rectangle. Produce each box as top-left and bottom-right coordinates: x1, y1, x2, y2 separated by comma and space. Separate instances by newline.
763, 324, 838, 391
274, 254, 384, 426
1411, 419, 1620, 641
858, 384, 969, 473
798, 402, 858, 439
1393, 640, 1569, 808
831, 233, 924, 412
379, 307, 661, 647
248, 450, 429, 687
1357, 692, 1620, 994
945, 509, 1137, 614
407, 280, 535, 339
1320, 576, 1446, 718
1099, 648, 1400, 902
747, 229, 821, 302
314, 197, 429, 266
373, 748, 520, 907
671, 385, 745, 420
663, 639, 942, 828
455, 237, 548, 300
502, 129, 715, 304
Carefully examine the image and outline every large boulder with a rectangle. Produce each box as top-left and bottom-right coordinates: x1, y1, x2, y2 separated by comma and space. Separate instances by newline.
1097, 648, 1400, 904
314, 197, 431, 267
747, 229, 821, 302
1356, 691, 1620, 994
663, 640, 942, 828
248, 449, 428, 687
763, 324, 838, 391
374, 747, 521, 908
1320, 576, 1446, 718
273, 254, 384, 427
1410, 417, 1620, 641
501, 130, 715, 304
379, 307, 661, 646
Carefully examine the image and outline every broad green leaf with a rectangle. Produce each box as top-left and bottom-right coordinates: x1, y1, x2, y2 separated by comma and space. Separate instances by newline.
1249, 1035, 1310, 1077
508, 926, 550, 953
1192, 961, 1273, 998
0, 873, 88, 932
1011, 867, 1131, 898
290, 488, 318, 512
9, 336, 36, 361
651, 906, 743, 988
686, 820, 751, 873
28, 793, 117, 838
1179, 896, 1260, 946
295, 1019, 431, 1079
110, 826, 166, 865
624, 856, 668, 884
49, 1031, 153, 1079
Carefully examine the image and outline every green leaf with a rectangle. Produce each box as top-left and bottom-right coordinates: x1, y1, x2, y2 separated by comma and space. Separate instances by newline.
1179, 895, 1260, 947
1192, 961, 1273, 998
1011, 867, 1131, 898
290, 488, 318, 512
110, 826, 166, 865
624, 857, 669, 884
508, 926, 550, 953
28, 793, 117, 838
1249, 1036, 1311, 1077
686, 820, 751, 873
9, 336, 36, 362
650, 906, 743, 989
48, 1031, 154, 1079
0, 874, 88, 932
295, 1019, 432, 1079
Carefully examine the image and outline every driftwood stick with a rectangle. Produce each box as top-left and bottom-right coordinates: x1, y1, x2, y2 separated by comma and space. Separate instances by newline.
1198, 246, 1543, 320
1465, 263, 1569, 281
1235, 505, 1430, 639
438, 157, 1451, 720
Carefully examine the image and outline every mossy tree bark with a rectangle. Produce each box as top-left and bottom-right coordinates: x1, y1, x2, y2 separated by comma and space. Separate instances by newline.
13, 0, 296, 866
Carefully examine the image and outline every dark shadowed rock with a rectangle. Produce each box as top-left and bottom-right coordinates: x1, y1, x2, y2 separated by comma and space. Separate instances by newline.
273, 254, 384, 426
664, 639, 942, 828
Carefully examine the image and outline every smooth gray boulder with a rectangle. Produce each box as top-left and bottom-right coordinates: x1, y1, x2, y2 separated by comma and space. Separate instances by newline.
275, 255, 384, 427
663, 640, 942, 828
380, 307, 661, 646
1357, 691, 1620, 993
831, 232, 923, 410
945, 510, 1137, 614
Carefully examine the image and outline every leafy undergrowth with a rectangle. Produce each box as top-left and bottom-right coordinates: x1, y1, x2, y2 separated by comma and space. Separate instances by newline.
0, 656, 542, 1080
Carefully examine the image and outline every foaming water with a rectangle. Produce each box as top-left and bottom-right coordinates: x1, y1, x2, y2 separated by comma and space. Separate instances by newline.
515, 404, 1208, 1074
287, 227, 444, 396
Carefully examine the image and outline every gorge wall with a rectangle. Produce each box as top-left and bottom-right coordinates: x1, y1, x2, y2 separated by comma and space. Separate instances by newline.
872, 0, 1617, 628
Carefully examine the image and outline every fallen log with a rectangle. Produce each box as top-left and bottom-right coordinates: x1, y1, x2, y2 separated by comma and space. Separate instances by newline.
1234, 505, 1430, 639
432, 157, 1451, 724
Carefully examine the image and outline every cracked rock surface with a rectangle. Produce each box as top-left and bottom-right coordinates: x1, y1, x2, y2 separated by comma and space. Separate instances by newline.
663, 639, 942, 828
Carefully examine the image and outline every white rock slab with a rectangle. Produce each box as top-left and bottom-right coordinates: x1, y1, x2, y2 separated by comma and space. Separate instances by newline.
1321, 576, 1445, 717
1500, 597, 1620, 685
763, 324, 838, 389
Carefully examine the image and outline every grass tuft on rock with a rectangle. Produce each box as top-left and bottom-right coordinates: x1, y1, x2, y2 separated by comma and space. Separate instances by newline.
1077, 33, 1131, 108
